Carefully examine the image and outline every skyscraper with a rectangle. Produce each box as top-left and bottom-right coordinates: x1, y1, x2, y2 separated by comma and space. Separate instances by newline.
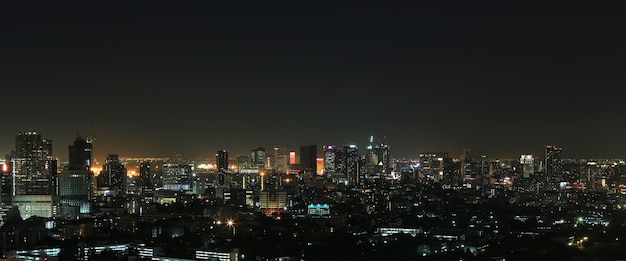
299, 145, 317, 175
323, 145, 337, 176
520, 154, 534, 178
58, 135, 93, 216
250, 147, 266, 169
343, 144, 361, 186
544, 145, 562, 175
9, 131, 57, 219
216, 149, 229, 172
97, 154, 127, 196
67, 134, 93, 171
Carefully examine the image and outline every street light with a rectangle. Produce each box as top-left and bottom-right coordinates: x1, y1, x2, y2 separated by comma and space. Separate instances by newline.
226, 219, 235, 236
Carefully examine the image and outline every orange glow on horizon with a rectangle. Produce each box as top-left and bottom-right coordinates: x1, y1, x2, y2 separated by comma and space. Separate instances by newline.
90, 167, 102, 176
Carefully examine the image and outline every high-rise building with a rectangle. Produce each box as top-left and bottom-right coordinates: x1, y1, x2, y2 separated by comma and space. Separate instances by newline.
323, 145, 337, 175
299, 145, 317, 175
250, 147, 266, 169
520, 154, 534, 178
97, 154, 127, 196
67, 135, 93, 171
544, 145, 562, 176
289, 151, 296, 165
9, 131, 57, 219
343, 144, 361, 186
461, 148, 473, 180
58, 135, 93, 216
162, 163, 197, 193
216, 149, 228, 172
236, 155, 250, 170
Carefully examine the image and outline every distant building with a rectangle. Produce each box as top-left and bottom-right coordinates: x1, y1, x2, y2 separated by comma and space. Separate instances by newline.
259, 190, 286, 216
9, 131, 57, 219
299, 144, 317, 175
544, 145, 562, 175
343, 144, 361, 187
216, 149, 228, 172
58, 135, 93, 216
323, 145, 337, 176
236, 155, 250, 170
97, 154, 127, 195
520, 154, 534, 178
250, 147, 266, 169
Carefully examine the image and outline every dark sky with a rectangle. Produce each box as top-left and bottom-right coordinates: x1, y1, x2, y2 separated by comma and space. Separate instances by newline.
1, 1, 625, 162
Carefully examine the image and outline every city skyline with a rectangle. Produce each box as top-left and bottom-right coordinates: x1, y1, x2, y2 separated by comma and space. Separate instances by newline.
2, 2, 624, 161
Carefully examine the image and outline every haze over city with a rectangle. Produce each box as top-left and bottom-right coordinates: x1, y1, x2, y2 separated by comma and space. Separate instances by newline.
2, 2, 624, 161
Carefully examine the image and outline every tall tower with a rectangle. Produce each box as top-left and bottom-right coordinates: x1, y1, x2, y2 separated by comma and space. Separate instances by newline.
299, 145, 317, 175
343, 144, 361, 187
68, 135, 93, 171
323, 145, 337, 176
544, 145, 562, 175
461, 148, 473, 180
97, 154, 127, 196
250, 147, 266, 169
216, 149, 229, 172
58, 135, 93, 216
520, 154, 534, 178
10, 131, 57, 219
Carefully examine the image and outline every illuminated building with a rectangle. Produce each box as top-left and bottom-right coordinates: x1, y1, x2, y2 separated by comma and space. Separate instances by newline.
97, 154, 127, 196
236, 155, 249, 170
316, 157, 324, 175
307, 203, 330, 217
162, 163, 197, 193
520, 154, 534, 178
289, 151, 296, 165
259, 190, 286, 216
216, 149, 228, 172
342, 144, 361, 187
544, 145, 562, 175
323, 145, 337, 176
58, 135, 93, 216
250, 147, 266, 169
419, 151, 455, 184
9, 131, 57, 219
67, 134, 92, 171
362, 136, 392, 175
461, 148, 472, 180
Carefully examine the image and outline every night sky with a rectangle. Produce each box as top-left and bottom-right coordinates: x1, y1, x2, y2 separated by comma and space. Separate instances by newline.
1, 1, 625, 162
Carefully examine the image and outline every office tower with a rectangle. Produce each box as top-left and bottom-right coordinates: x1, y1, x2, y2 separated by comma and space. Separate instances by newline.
479, 155, 488, 177
316, 157, 324, 175
162, 163, 195, 192
323, 145, 337, 176
374, 142, 391, 174
343, 144, 361, 187
9, 131, 57, 219
419, 151, 454, 183
67, 134, 93, 171
544, 145, 562, 176
216, 149, 228, 172
97, 154, 127, 196
365, 136, 378, 173
139, 161, 152, 187
299, 144, 317, 175
520, 154, 534, 178
274, 154, 288, 174
461, 148, 473, 180
250, 147, 266, 169
236, 155, 250, 170
289, 151, 296, 165
58, 135, 93, 216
